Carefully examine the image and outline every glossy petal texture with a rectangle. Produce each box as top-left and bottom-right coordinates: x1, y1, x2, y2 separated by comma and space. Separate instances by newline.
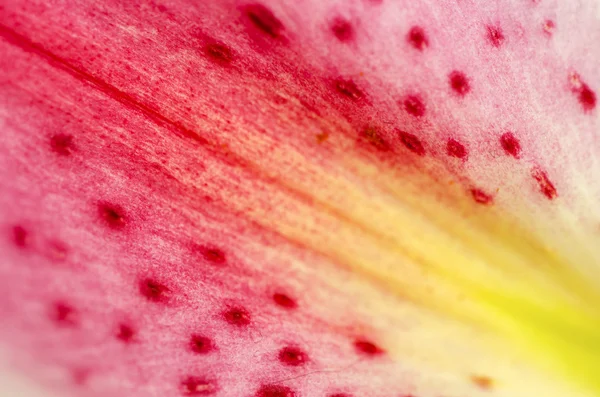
0, 1, 599, 397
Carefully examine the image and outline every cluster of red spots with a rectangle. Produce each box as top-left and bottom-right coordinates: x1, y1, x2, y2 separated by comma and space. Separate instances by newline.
116, 323, 135, 343
97, 202, 126, 229
278, 346, 308, 366
50, 133, 74, 156
244, 3, 285, 39
223, 306, 251, 326
398, 130, 425, 156
181, 376, 217, 396
197, 245, 227, 265
486, 25, 505, 47
190, 335, 215, 354
402, 95, 425, 118
362, 126, 390, 151
52, 301, 76, 326
331, 17, 355, 42
500, 132, 521, 158
203, 41, 234, 65
407, 26, 428, 51
12, 225, 28, 248
334, 78, 364, 101
328, 394, 353, 397
353, 338, 385, 356
449, 71, 471, 96
532, 168, 557, 200
272, 292, 298, 309
446, 139, 467, 159
470, 189, 493, 205
256, 384, 295, 397
139, 278, 170, 302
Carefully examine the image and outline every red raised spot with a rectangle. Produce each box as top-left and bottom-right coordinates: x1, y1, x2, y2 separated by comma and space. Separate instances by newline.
278, 346, 308, 366
331, 18, 355, 42
354, 338, 385, 356
98, 202, 126, 230
446, 139, 467, 159
11, 225, 28, 248
470, 188, 493, 205
244, 4, 284, 39
203, 42, 234, 65
500, 132, 521, 158
334, 78, 364, 101
449, 71, 470, 96
117, 323, 135, 342
398, 130, 425, 156
579, 84, 597, 112
273, 292, 298, 309
45, 240, 68, 261
329, 394, 352, 397
50, 133, 75, 156
403, 95, 425, 117
139, 278, 169, 302
190, 335, 215, 354
52, 301, 76, 326
181, 376, 217, 395
223, 306, 251, 327
486, 25, 505, 47
532, 168, 557, 200
256, 384, 296, 397
543, 20, 555, 36
362, 126, 390, 151
471, 374, 495, 390
197, 245, 227, 265
407, 26, 428, 51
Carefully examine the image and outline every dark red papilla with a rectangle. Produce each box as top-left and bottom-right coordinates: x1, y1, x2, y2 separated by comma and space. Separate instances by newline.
353, 338, 385, 356
52, 301, 76, 326
500, 132, 521, 158
272, 292, 298, 309
486, 25, 505, 47
579, 83, 597, 111
139, 278, 170, 302
278, 346, 308, 366
223, 306, 251, 326
12, 225, 28, 248
50, 133, 75, 156
398, 130, 425, 156
190, 335, 215, 354
362, 126, 390, 151
244, 3, 285, 39
256, 384, 296, 397
197, 245, 227, 265
470, 188, 494, 205
449, 71, 470, 96
181, 376, 217, 395
334, 78, 365, 101
403, 95, 425, 117
446, 139, 467, 159
407, 26, 428, 51
331, 17, 355, 42
98, 202, 126, 229
532, 168, 557, 200
203, 41, 234, 65
116, 323, 135, 343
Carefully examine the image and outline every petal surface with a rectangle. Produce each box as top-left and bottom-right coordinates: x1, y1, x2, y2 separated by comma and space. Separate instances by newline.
0, 1, 599, 397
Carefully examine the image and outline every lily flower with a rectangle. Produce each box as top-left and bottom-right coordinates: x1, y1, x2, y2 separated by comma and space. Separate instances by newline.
0, 1, 599, 396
